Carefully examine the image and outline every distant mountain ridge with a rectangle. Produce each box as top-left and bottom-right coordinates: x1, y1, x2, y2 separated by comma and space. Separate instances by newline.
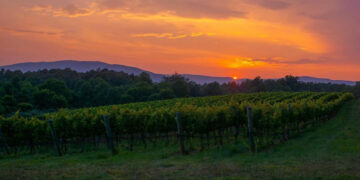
0, 60, 356, 86
298, 76, 356, 86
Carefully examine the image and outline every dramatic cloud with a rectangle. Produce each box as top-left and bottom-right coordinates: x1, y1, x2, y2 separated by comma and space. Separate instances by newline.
32, 4, 95, 17
252, 57, 329, 65
224, 57, 328, 69
31, 0, 247, 19
0, 27, 62, 36
0, 0, 359, 80
132, 32, 215, 39
99, 0, 248, 19
255, 0, 291, 10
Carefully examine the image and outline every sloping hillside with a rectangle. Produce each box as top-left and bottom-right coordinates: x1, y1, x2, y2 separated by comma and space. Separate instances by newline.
0, 100, 359, 179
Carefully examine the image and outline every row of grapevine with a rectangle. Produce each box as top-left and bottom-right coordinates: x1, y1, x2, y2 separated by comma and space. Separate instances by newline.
0, 92, 354, 156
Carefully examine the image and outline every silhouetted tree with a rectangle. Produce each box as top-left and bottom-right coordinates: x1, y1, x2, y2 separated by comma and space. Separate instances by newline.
353, 82, 360, 98
0, 68, 353, 115
33, 89, 67, 109
203, 82, 222, 96
162, 74, 191, 97
1, 95, 17, 114
139, 72, 153, 84
159, 88, 176, 99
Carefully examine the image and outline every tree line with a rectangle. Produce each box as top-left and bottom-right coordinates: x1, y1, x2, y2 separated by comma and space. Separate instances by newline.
0, 68, 358, 116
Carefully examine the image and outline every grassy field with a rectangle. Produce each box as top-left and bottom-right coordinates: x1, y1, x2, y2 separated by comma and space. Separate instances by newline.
0, 100, 359, 180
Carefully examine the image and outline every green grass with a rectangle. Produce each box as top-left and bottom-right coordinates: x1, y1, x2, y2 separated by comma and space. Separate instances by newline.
1, 100, 360, 179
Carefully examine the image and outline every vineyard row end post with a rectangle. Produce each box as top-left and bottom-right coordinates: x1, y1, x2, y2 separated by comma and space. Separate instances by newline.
48, 119, 62, 156
104, 114, 117, 155
176, 112, 186, 155
285, 104, 291, 141
0, 128, 10, 155
247, 106, 255, 153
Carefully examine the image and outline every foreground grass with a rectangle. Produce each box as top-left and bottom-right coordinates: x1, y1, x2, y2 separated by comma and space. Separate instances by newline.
1, 100, 360, 179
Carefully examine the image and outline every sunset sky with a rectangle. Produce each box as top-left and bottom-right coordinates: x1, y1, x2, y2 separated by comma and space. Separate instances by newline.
0, 0, 359, 80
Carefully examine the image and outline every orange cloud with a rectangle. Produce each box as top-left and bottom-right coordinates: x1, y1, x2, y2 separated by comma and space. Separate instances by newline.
99, 0, 247, 19
1, 0, 359, 81
0, 27, 62, 36
132, 32, 214, 39
29, 2, 327, 54
115, 12, 327, 54
31, 4, 96, 18
222, 57, 269, 69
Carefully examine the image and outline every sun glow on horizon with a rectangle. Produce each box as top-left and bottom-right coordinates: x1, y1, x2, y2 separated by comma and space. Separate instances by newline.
0, 0, 359, 81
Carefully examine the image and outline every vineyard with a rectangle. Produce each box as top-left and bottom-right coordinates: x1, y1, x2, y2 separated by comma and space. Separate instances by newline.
0, 92, 354, 156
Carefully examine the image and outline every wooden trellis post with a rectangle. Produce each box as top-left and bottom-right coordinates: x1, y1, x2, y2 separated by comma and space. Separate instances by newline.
104, 114, 117, 155
48, 119, 62, 156
247, 106, 255, 153
285, 104, 291, 141
176, 112, 186, 155
0, 128, 10, 155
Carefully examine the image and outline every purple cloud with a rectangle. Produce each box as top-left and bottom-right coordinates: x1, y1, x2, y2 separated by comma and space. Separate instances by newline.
99, 0, 248, 19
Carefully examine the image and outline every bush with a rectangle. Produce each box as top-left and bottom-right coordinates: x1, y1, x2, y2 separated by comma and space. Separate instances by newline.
17, 103, 33, 111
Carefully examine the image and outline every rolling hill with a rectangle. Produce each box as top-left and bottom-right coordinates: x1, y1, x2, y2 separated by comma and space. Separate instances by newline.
0, 60, 356, 85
